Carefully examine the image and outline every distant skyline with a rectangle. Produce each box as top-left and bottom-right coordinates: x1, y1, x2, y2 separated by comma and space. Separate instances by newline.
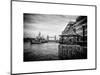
24, 13, 78, 39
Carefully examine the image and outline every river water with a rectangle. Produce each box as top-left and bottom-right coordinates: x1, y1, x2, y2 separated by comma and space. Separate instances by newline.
24, 42, 59, 61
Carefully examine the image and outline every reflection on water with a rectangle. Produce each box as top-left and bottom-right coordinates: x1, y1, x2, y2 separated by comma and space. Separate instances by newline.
24, 42, 59, 61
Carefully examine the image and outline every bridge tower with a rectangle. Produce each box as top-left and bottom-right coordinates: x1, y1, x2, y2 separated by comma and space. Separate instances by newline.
54, 35, 56, 41
47, 35, 49, 41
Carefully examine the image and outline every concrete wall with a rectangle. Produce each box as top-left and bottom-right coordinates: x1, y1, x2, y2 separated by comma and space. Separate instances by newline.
58, 45, 87, 59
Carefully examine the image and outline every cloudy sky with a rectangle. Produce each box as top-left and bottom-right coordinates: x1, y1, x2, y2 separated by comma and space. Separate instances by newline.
24, 13, 78, 39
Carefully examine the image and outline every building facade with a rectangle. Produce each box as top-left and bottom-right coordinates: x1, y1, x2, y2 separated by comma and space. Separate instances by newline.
59, 16, 87, 59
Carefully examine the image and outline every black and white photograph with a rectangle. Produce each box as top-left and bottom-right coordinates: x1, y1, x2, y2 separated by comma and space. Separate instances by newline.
12, 1, 96, 74
24, 13, 87, 61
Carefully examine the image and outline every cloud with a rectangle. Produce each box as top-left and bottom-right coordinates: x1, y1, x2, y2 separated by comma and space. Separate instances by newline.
24, 13, 78, 38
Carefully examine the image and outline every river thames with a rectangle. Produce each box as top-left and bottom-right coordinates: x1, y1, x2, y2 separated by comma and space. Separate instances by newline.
24, 42, 59, 61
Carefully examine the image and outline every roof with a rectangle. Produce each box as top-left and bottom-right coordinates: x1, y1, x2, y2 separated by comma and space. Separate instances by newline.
59, 34, 81, 37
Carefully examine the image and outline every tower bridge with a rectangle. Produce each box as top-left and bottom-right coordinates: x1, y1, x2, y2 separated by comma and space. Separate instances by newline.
47, 35, 58, 42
